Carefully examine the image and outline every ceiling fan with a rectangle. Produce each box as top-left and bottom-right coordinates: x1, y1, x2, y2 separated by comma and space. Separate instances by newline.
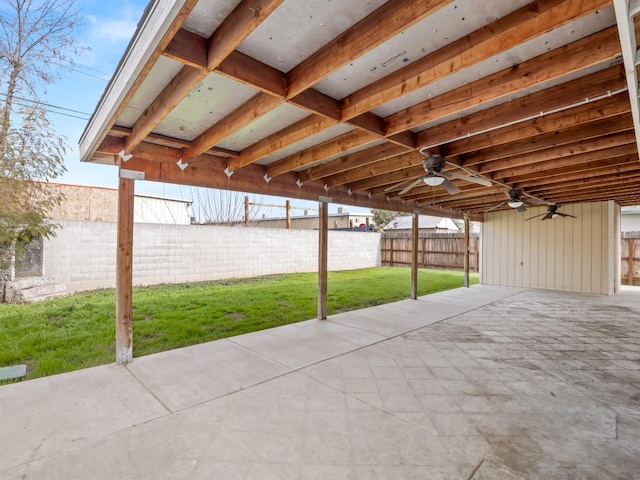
525, 204, 577, 221
386, 154, 492, 196
486, 188, 532, 213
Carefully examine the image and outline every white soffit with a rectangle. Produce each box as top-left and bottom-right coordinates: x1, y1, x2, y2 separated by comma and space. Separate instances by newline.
214, 103, 311, 151
117, 55, 185, 127
236, 0, 386, 73
153, 72, 258, 140
181, 0, 239, 38
314, 0, 532, 100
253, 123, 356, 166
372, 7, 617, 118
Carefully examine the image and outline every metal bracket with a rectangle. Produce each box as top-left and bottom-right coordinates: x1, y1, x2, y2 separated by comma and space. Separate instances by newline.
119, 169, 145, 180
224, 167, 234, 177
118, 150, 133, 162
176, 159, 189, 171
296, 178, 303, 188
263, 173, 272, 183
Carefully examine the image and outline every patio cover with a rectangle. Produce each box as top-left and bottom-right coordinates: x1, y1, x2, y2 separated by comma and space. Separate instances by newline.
79, 0, 640, 216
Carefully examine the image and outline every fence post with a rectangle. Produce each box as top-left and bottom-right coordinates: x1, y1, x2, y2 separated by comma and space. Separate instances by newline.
244, 196, 249, 226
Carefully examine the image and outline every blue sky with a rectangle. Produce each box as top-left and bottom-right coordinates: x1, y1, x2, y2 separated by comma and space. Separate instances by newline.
42, 0, 370, 217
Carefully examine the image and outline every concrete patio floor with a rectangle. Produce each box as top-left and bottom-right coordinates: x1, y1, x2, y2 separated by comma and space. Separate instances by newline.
1, 285, 639, 479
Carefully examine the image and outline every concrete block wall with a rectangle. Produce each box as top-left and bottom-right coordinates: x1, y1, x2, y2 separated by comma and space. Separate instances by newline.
42, 220, 381, 294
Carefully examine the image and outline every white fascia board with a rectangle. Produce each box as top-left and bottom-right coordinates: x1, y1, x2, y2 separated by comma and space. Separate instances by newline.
613, 0, 640, 159
79, 0, 188, 162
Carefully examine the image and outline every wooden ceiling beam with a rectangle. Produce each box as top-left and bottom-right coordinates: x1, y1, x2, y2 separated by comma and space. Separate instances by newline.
266, 130, 380, 178
465, 116, 634, 167
347, 165, 426, 193
544, 185, 640, 203
404, 185, 504, 203
287, 0, 452, 99
515, 163, 640, 194
298, 143, 408, 184
477, 131, 636, 174
414, 65, 626, 150
228, 115, 336, 171
206, 0, 284, 70
342, 0, 610, 120
527, 170, 640, 193
503, 155, 638, 184
110, 126, 239, 157
325, 151, 424, 188
445, 93, 630, 156
533, 178, 640, 199
181, 92, 283, 161
124, 0, 283, 155
388, 24, 624, 136
490, 143, 638, 180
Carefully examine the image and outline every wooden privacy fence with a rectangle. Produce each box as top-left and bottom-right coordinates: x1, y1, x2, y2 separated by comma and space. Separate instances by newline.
621, 233, 640, 286
381, 232, 479, 271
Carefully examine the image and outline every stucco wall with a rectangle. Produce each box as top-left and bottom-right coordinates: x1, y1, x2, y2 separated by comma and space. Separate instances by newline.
481, 201, 620, 295
42, 220, 381, 294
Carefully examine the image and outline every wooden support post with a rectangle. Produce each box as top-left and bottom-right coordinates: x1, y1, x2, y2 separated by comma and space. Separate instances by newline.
244, 195, 249, 226
116, 175, 135, 364
286, 199, 291, 229
411, 212, 419, 299
464, 213, 470, 288
318, 200, 328, 319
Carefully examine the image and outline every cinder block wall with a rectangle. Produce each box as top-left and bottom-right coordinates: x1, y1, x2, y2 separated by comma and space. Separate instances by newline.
43, 220, 382, 294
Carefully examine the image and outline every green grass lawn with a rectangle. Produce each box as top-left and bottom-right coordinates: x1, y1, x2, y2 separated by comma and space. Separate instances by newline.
0, 267, 478, 380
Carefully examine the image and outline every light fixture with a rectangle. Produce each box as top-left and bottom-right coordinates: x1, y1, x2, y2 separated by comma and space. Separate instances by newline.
423, 175, 445, 186
508, 200, 523, 208
552, 213, 558, 219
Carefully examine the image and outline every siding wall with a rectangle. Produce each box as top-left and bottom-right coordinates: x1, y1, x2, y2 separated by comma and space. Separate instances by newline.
481, 201, 620, 295
42, 220, 381, 294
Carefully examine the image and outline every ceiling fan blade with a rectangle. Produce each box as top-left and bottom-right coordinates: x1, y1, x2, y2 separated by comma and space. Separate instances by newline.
384, 179, 413, 192
444, 172, 492, 187
540, 212, 553, 220
485, 200, 507, 212
516, 204, 526, 213
398, 178, 425, 195
557, 212, 578, 218
525, 212, 547, 221
441, 178, 461, 195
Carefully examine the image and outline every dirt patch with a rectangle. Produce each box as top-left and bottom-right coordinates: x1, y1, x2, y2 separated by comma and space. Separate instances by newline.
224, 312, 246, 321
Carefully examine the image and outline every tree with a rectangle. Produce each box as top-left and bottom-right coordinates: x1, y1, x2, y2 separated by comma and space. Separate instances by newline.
0, 0, 84, 272
190, 187, 263, 225
371, 208, 401, 232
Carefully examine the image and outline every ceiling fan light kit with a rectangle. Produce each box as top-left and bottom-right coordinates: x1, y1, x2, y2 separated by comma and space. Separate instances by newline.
423, 175, 445, 186
508, 200, 523, 208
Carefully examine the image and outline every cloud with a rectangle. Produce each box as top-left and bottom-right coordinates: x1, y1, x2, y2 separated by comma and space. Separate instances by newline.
85, 14, 139, 43
77, 2, 146, 71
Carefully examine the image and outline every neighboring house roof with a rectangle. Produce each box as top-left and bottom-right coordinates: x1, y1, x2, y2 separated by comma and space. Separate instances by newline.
621, 206, 640, 214
383, 215, 459, 231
